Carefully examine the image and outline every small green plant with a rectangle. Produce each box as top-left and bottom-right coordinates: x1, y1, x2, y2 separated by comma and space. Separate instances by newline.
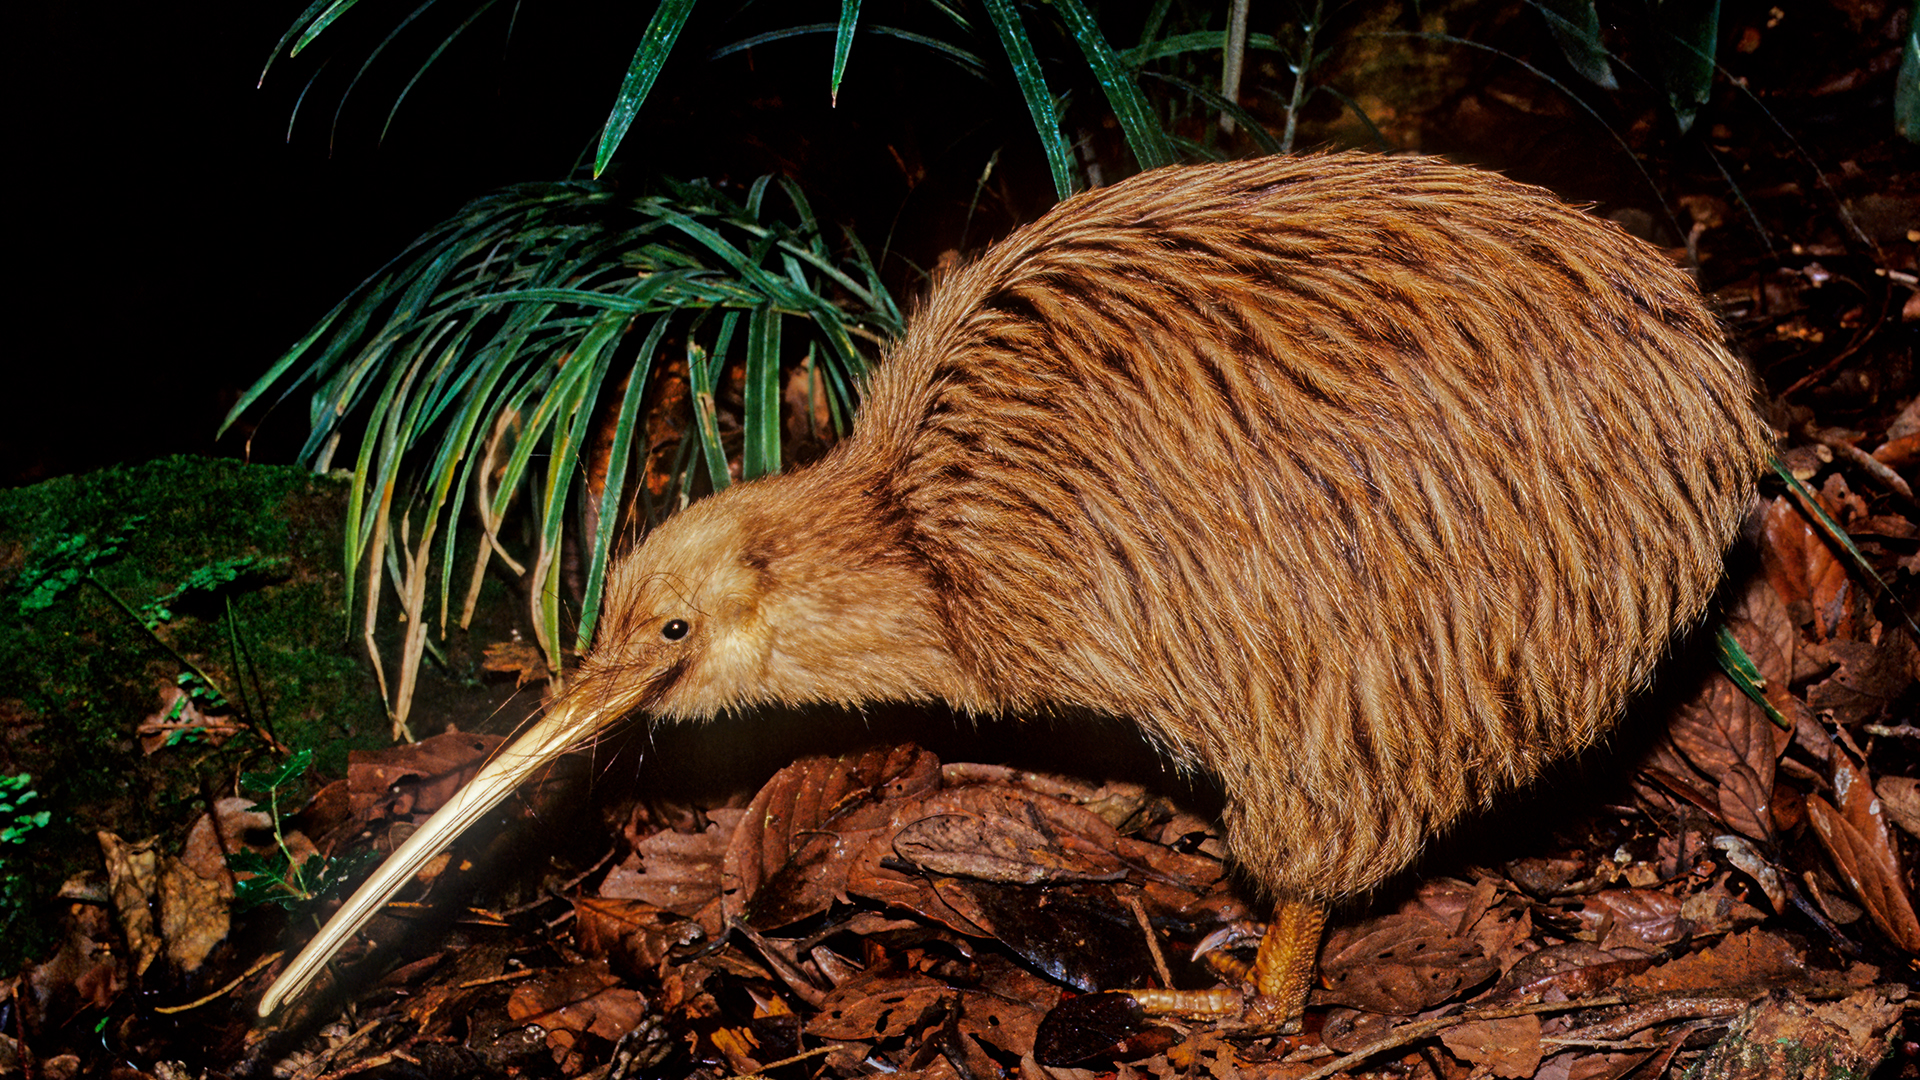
0, 773, 54, 968
15, 529, 290, 756
226, 750, 373, 912
0, 773, 51, 846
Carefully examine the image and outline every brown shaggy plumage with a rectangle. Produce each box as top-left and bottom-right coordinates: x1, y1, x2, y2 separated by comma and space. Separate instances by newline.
577, 152, 1774, 907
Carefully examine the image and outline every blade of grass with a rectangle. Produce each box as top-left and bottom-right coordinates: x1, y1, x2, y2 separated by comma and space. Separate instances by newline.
1713, 626, 1790, 730
595, 0, 701, 176
382, 0, 503, 144
832, 0, 860, 105
1143, 71, 1282, 153
262, 0, 337, 86
979, 0, 1077, 200
330, 0, 438, 153
741, 303, 782, 480
709, 23, 986, 74
294, 0, 367, 56
1773, 458, 1919, 634
1050, 0, 1175, 170
1121, 31, 1280, 65
575, 316, 670, 650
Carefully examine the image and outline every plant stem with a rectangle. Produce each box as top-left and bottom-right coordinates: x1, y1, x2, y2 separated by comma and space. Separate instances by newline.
83, 573, 290, 756
1282, 0, 1325, 154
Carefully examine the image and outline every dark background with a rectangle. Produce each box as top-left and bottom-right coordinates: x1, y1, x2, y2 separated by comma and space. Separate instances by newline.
8, 1, 1056, 486
11, 1, 1914, 487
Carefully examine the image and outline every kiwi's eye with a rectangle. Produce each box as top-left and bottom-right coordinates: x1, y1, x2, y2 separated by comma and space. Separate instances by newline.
661, 618, 691, 642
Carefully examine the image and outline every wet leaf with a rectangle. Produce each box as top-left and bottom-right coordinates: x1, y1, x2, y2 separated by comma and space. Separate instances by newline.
506, 960, 650, 1051
722, 746, 940, 928
1805, 754, 1920, 952
96, 832, 161, 977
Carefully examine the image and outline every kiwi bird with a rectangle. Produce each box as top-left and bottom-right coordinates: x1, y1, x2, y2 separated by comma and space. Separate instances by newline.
257, 152, 1773, 1023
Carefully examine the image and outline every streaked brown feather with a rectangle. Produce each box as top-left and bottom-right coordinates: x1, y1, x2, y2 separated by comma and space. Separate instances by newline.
583, 151, 1774, 906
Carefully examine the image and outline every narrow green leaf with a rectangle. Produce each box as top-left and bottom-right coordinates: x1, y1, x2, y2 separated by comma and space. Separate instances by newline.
261, 0, 338, 86
1773, 458, 1919, 634
383, 0, 503, 144
331, 0, 439, 151
575, 316, 671, 650
688, 335, 731, 493
832, 0, 860, 104
741, 304, 783, 481
710, 22, 986, 74
1121, 31, 1281, 65
294, 0, 369, 56
1053, 0, 1174, 170
1530, 0, 1618, 90
1143, 71, 1281, 153
1713, 626, 1789, 730
1655, 0, 1720, 133
979, 0, 1077, 200
595, 0, 701, 177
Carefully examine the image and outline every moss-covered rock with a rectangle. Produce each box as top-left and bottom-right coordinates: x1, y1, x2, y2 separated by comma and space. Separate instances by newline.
0, 456, 391, 974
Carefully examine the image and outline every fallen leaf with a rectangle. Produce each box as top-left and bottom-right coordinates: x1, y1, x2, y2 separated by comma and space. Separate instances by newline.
156, 853, 228, 973
1440, 1014, 1542, 1078
574, 896, 705, 978
893, 811, 1130, 883
96, 832, 160, 977
479, 640, 548, 687
1806, 633, 1918, 727
601, 810, 740, 919
346, 730, 505, 818
1619, 928, 1807, 994
1760, 496, 1858, 640
505, 960, 649, 1053
1318, 912, 1499, 1013
1805, 764, 1920, 952
1876, 776, 1920, 840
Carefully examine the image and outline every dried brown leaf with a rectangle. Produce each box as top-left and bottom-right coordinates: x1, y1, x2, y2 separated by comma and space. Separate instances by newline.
156, 853, 228, 973
1318, 913, 1498, 1014
601, 810, 738, 918
1619, 928, 1808, 994
505, 960, 649, 1045
1491, 941, 1657, 1000
574, 896, 704, 976
479, 640, 548, 687
1876, 776, 1920, 840
722, 746, 941, 928
1805, 773, 1920, 952
1806, 633, 1919, 727
1438, 1014, 1541, 1078
96, 832, 160, 977
892, 803, 1130, 884
1560, 889, 1689, 950
1760, 496, 1858, 640
345, 730, 504, 818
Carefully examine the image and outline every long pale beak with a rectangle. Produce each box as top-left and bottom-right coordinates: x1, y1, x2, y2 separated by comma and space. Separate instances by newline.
256, 702, 608, 1017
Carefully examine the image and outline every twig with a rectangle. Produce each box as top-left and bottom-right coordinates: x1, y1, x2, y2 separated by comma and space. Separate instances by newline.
151, 951, 284, 1013
1126, 893, 1175, 988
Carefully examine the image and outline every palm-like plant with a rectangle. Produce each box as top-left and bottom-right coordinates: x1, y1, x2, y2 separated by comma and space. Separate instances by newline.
241, 0, 1314, 730
224, 177, 901, 735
